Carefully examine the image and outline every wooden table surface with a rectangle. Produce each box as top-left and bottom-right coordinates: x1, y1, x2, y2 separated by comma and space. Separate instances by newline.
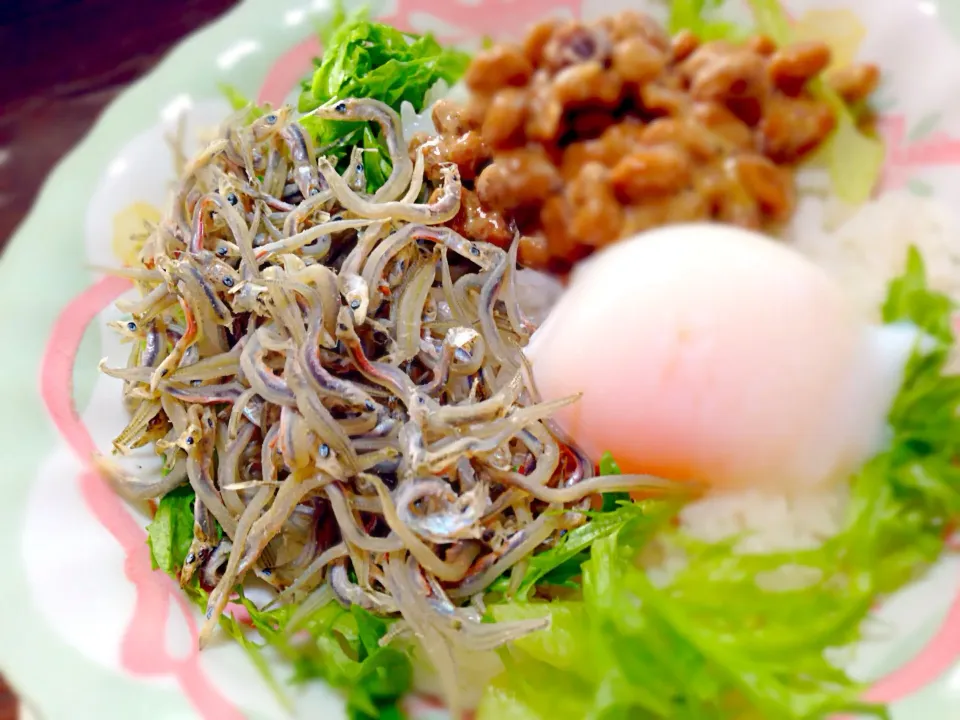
0, 2, 239, 715
0, 0, 238, 249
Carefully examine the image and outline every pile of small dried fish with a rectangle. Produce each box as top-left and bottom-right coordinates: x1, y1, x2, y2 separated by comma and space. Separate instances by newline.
97, 97, 686, 711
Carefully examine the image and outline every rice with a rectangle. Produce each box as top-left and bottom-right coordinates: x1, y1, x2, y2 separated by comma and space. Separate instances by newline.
788, 181, 960, 322
399, 79, 470, 139
677, 484, 849, 553
638, 484, 848, 591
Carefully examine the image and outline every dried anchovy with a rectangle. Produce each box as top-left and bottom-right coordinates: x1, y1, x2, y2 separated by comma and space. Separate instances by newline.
100, 97, 692, 710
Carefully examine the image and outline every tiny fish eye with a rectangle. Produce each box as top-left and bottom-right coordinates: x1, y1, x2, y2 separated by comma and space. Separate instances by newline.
126, 321, 137, 330
364, 400, 375, 411
226, 192, 239, 205
223, 276, 235, 287
355, 163, 363, 172
185, 552, 196, 564
319, 444, 330, 458
185, 436, 194, 445
216, 246, 228, 256
334, 101, 347, 113
309, 188, 319, 196
265, 113, 278, 124
470, 245, 481, 256
350, 299, 361, 310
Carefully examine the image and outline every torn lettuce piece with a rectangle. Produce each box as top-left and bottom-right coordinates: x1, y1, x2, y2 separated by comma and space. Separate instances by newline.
298, 7, 470, 114
598, 450, 630, 511
145, 484, 196, 574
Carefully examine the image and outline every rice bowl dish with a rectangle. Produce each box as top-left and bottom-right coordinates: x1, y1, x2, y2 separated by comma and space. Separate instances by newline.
5, 1, 960, 720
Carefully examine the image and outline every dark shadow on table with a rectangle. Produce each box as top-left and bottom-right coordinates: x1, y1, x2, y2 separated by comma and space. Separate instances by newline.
0, 0, 239, 250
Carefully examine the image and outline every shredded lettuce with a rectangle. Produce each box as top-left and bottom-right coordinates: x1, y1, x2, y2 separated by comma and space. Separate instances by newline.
670, 0, 885, 205
297, 4, 470, 193
479, 248, 959, 720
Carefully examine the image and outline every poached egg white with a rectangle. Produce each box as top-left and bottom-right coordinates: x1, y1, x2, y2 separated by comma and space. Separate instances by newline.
525, 223, 918, 493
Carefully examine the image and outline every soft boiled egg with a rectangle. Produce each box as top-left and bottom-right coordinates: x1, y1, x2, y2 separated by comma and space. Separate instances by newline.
524, 223, 919, 493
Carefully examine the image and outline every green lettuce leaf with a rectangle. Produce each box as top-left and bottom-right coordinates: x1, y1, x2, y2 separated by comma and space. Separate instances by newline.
486, 449, 678, 599
598, 450, 630, 511
297, 4, 470, 193
188, 582, 414, 719
179, 583, 295, 711
511, 502, 671, 599
883, 246, 954, 342
146, 484, 195, 574
299, 8, 470, 114
294, 605, 414, 720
